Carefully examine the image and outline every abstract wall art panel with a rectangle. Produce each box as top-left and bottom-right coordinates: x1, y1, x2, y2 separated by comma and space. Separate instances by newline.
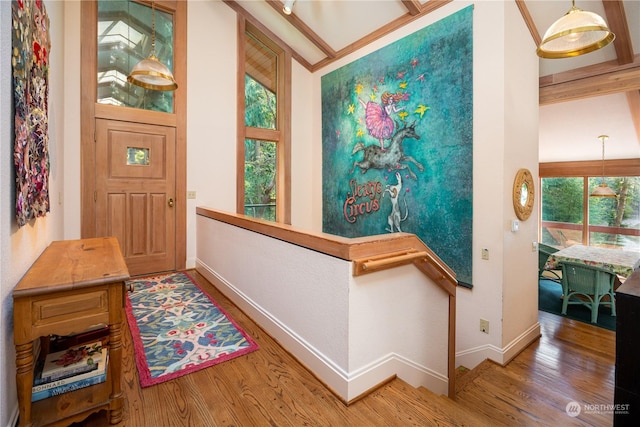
12, 0, 51, 227
321, 6, 473, 285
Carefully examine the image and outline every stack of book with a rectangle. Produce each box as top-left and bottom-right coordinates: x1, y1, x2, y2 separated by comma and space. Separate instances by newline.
32, 340, 108, 402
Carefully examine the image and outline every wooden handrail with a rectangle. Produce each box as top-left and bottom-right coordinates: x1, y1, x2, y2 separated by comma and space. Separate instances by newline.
353, 250, 428, 276
196, 207, 458, 397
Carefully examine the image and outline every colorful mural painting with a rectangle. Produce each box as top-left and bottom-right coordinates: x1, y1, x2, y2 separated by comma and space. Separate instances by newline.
321, 6, 474, 285
12, 0, 51, 227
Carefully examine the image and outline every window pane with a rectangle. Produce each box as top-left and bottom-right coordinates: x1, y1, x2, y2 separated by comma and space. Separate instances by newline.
244, 74, 276, 129
589, 176, 640, 250
541, 177, 584, 247
244, 139, 276, 221
245, 33, 277, 129
97, 0, 174, 113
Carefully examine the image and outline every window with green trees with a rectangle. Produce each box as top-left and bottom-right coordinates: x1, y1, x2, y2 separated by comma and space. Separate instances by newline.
540, 173, 640, 251
239, 21, 290, 223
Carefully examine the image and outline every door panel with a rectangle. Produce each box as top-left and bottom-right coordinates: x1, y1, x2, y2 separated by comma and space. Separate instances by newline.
95, 119, 176, 276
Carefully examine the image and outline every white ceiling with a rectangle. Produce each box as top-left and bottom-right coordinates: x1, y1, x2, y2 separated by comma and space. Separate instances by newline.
234, 0, 640, 163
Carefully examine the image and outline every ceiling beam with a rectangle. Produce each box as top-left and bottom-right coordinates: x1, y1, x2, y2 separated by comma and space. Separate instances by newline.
264, 0, 337, 59
539, 57, 640, 104
515, 0, 541, 47
603, 0, 634, 64
401, 0, 422, 16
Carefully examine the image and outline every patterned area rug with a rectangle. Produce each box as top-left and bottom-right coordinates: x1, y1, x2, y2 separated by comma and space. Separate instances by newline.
125, 271, 258, 387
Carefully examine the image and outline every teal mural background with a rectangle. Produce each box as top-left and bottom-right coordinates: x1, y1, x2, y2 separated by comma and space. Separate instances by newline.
321, 6, 474, 286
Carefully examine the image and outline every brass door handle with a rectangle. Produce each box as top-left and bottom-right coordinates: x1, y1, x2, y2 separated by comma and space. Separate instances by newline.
168, 198, 174, 208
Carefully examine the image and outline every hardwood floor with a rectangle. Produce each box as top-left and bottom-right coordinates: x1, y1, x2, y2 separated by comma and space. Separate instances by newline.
75, 271, 615, 426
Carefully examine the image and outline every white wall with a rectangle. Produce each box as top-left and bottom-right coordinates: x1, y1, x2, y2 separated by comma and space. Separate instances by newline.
63, 0, 81, 240
290, 60, 316, 231
501, 0, 540, 350
1, 1, 66, 425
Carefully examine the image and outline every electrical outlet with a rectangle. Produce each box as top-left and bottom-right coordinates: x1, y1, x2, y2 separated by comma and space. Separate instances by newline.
187, 191, 196, 199
480, 318, 490, 334
481, 248, 489, 260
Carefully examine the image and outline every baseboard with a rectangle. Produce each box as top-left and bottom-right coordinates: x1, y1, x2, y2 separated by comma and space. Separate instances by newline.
502, 322, 541, 365
195, 260, 449, 401
455, 321, 541, 369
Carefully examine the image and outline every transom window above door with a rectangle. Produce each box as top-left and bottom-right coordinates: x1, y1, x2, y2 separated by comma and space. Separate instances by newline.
97, 0, 175, 113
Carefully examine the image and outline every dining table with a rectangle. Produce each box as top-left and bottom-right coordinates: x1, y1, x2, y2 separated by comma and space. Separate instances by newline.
548, 244, 640, 280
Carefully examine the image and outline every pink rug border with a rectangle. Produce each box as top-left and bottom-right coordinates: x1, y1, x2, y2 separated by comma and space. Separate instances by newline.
125, 271, 259, 387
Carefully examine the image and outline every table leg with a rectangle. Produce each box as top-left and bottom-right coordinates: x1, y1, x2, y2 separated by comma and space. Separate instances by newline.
15, 341, 34, 427
108, 321, 124, 424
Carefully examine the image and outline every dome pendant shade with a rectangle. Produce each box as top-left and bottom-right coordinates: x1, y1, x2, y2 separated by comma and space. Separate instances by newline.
537, 4, 615, 58
590, 182, 617, 198
127, 54, 178, 91
127, 2, 177, 91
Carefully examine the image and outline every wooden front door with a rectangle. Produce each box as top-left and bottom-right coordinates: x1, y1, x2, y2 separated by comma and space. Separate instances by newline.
95, 119, 176, 276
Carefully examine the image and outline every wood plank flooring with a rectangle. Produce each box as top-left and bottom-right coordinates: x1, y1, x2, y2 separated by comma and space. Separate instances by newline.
74, 271, 615, 426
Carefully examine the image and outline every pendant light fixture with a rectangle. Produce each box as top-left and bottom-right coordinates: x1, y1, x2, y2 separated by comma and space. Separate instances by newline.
127, 2, 177, 91
590, 135, 617, 198
536, 0, 615, 59
283, 0, 295, 15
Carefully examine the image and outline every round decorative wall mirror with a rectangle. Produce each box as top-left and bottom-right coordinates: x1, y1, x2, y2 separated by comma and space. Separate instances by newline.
513, 168, 534, 220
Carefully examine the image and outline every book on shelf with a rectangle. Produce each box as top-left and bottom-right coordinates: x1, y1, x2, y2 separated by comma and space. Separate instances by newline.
31, 348, 108, 402
35, 340, 104, 384
48, 324, 109, 352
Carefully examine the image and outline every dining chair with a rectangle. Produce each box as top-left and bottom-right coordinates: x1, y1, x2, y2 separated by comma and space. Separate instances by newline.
538, 243, 561, 282
559, 261, 616, 323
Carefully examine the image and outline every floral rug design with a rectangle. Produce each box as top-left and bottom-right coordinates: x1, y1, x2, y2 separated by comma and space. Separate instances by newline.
125, 272, 258, 387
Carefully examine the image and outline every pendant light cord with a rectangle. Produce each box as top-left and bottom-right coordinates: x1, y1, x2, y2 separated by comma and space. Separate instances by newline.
151, 2, 156, 57
601, 138, 605, 180
599, 135, 608, 183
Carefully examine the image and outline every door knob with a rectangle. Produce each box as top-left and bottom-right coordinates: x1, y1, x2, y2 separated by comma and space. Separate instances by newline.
168, 198, 174, 207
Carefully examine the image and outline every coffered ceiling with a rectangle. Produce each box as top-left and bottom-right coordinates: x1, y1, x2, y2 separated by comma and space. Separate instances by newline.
225, 0, 640, 162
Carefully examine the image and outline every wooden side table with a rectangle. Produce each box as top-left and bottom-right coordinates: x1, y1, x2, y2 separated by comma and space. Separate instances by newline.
13, 237, 129, 426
